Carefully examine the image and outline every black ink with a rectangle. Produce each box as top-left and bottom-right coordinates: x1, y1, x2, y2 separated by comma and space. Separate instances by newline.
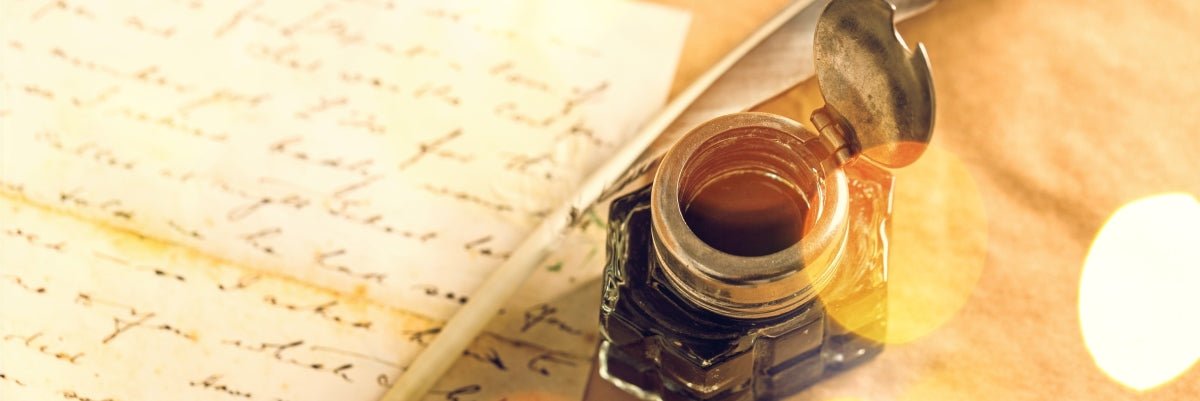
37, 131, 137, 171
5, 227, 66, 252
75, 292, 138, 316
412, 285, 468, 305
101, 312, 156, 344
421, 184, 514, 213
217, 274, 261, 291
462, 347, 505, 371
2, 332, 85, 364
76, 292, 196, 343
462, 235, 509, 260
407, 327, 440, 345
324, 176, 437, 241
398, 128, 463, 170
443, 384, 481, 401
315, 249, 387, 284
262, 295, 374, 330
61, 390, 119, 401
167, 220, 205, 240
222, 339, 356, 382
226, 192, 310, 221
240, 227, 282, 255
527, 351, 578, 376
150, 267, 187, 282
269, 136, 376, 176
0, 371, 26, 386
1, 274, 48, 294
189, 375, 253, 398
520, 304, 583, 337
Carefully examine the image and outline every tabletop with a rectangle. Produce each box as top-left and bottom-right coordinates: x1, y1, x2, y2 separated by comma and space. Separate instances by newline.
586, 0, 1200, 399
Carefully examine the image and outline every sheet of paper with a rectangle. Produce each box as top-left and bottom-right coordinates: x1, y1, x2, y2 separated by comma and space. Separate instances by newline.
0, 0, 688, 399
0, 0, 688, 320
0, 196, 597, 401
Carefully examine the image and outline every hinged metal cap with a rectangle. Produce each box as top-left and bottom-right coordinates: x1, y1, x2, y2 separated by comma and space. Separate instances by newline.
813, 0, 935, 168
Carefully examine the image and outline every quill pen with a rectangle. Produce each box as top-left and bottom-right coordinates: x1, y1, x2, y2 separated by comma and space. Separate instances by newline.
381, 1, 934, 399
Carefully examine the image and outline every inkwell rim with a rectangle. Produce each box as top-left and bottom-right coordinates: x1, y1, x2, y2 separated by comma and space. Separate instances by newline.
650, 112, 850, 319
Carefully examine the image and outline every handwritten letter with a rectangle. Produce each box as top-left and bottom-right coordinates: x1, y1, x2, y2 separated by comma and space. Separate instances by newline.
0, 198, 598, 400
0, 0, 687, 318
0, 0, 688, 399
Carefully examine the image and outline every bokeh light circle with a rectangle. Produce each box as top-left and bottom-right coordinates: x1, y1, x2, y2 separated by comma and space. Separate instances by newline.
1079, 193, 1200, 391
826, 145, 988, 344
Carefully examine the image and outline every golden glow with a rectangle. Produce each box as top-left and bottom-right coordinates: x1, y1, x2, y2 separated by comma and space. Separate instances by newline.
828, 145, 988, 344
1079, 193, 1200, 391
883, 146, 988, 344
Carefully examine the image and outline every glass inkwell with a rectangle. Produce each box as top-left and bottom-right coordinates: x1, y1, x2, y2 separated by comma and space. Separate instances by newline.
597, 1, 935, 400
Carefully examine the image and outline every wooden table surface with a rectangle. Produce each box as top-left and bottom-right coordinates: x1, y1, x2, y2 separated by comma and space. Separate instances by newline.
586, 0, 1200, 399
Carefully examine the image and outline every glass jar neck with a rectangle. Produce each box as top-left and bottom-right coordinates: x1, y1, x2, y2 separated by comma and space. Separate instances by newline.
649, 113, 850, 319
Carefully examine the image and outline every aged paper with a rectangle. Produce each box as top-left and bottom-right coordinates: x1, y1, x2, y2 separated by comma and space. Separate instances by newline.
0, 0, 688, 399
0, 197, 596, 400
0, 0, 686, 318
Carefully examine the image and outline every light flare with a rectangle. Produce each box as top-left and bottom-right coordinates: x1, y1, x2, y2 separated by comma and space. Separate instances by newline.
1079, 193, 1200, 391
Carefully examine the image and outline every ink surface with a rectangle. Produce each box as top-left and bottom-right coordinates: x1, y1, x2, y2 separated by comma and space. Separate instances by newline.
682, 171, 809, 256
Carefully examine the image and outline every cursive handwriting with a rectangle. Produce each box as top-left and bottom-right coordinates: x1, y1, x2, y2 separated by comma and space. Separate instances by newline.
0, 0, 687, 399
2, 332, 85, 364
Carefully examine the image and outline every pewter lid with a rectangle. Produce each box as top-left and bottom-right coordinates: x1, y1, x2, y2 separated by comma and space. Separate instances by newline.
813, 0, 935, 168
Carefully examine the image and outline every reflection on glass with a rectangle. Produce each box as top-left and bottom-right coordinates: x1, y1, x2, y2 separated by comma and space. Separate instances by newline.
828, 145, 987, 344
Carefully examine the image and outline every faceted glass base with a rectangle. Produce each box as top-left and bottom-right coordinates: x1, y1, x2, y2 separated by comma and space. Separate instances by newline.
598, 161, 892, 401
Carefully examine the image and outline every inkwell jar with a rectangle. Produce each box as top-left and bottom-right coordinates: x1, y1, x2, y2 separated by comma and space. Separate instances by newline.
597, 1, 935, 400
